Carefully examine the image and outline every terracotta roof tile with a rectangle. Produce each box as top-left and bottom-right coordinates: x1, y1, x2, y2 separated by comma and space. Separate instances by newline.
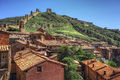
82, 59, 120, 80
97, 66, 120, 79
37, 40, 64, 46
80, 46, 94, 49
14, 49, 66, 71
14, 52, 45, 71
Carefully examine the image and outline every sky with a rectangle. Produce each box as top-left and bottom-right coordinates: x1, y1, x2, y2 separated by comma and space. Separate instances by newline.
0, 0, 120, 29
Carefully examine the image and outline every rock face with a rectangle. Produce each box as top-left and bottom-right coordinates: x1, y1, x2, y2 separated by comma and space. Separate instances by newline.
47, 8, 52, 14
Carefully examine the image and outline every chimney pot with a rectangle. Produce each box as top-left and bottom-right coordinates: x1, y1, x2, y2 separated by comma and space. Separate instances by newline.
103, 70, 106, 75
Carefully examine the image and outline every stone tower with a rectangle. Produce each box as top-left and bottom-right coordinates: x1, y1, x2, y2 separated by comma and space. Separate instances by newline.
25, 14, 29, 21
19, 20, 25, 32
31, 11, 34, 16
36, 8, 40, 12
47, 8, 52, 14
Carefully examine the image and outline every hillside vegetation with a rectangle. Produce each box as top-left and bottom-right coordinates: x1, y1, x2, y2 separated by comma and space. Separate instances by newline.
0, 12, 120, 46
0, 16, 24, 26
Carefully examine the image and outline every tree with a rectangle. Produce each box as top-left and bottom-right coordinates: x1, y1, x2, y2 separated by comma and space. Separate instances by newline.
63, 57, 83, 80
73, 48, 96, 62
57, 45, 96, 80
107, 61, 117, 67
58, 45, 71, 62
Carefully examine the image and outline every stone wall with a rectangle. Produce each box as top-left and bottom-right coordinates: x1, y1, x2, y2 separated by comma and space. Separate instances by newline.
47, 8, 52, 14
25, 61, 64, 80
0, 32, 9, 46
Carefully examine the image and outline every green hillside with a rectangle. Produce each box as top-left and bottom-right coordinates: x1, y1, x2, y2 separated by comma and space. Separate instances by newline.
25, 12, 120, 46
0, 16, 24, 26
0, 12, 120, 46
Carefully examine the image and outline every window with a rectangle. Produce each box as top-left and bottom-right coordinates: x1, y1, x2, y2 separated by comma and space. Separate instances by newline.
33, 36, 36, 39
37, 66, 42, 72
38, 35, 41, 39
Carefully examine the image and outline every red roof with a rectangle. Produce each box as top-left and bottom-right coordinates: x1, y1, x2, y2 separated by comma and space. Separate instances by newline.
82, 59, 120, 80
14, 49, 66, 71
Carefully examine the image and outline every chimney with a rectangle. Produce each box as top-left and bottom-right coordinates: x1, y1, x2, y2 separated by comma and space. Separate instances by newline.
92, 64, 94, 68
1, 25, 5, 31
6, 24, 9, 30
19, 53, 22, 58
19, 20, 25, 32
27, 41, 30, 48
103, 70, 106, 75
87, 61, 89, 65
41, 35, 45, 42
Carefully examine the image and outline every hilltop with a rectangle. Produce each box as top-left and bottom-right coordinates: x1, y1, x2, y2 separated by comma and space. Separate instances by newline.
0, 8, 120, 46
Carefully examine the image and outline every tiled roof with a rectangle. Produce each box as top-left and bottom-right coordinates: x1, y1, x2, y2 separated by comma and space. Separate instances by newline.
91, 42, 108, 45
82, 59, 120, 80
14, 49, 66, 71
9, 31, 43, 35
97, 66, 120, 80
14, 52, 45, 71
37, 40, 64, 46
16, 40, 46, 49
112, 76, 120, 80
80, 46, 94, 49
0, 45, 9, 51
99, 46, 120, 50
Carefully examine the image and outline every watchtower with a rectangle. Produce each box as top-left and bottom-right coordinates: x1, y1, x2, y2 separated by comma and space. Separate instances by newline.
31, 11, 34, 16
36, 8, 40, 12
25, 14, 29, 21
47, 8, 52, 14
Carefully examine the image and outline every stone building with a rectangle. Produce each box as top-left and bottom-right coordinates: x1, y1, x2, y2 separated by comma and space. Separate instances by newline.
36, 40, 65, 53
47, 8, 52, 14
0, 31, 9, 46
91, 41, 108, 48
110, 47, 120, 66
0, 31, 11, 80
80, 46, 94, 53
82, 59, 120, 80
96, 47, 111, 59
13, 49, 66, 80
96, 46, 120, 66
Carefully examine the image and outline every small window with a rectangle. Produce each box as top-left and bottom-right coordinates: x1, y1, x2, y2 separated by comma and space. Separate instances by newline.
37, 66, 42, 72
38, 35, 41, 39
33, 36, 36, 39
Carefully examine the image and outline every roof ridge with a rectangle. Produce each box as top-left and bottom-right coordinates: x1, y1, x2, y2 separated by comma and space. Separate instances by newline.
32, 52, 66, 66
95, 66, 107, 71
110, 72, 120, 79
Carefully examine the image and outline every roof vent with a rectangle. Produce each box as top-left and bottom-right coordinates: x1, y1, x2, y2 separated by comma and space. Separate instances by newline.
19, 53, 22, 58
